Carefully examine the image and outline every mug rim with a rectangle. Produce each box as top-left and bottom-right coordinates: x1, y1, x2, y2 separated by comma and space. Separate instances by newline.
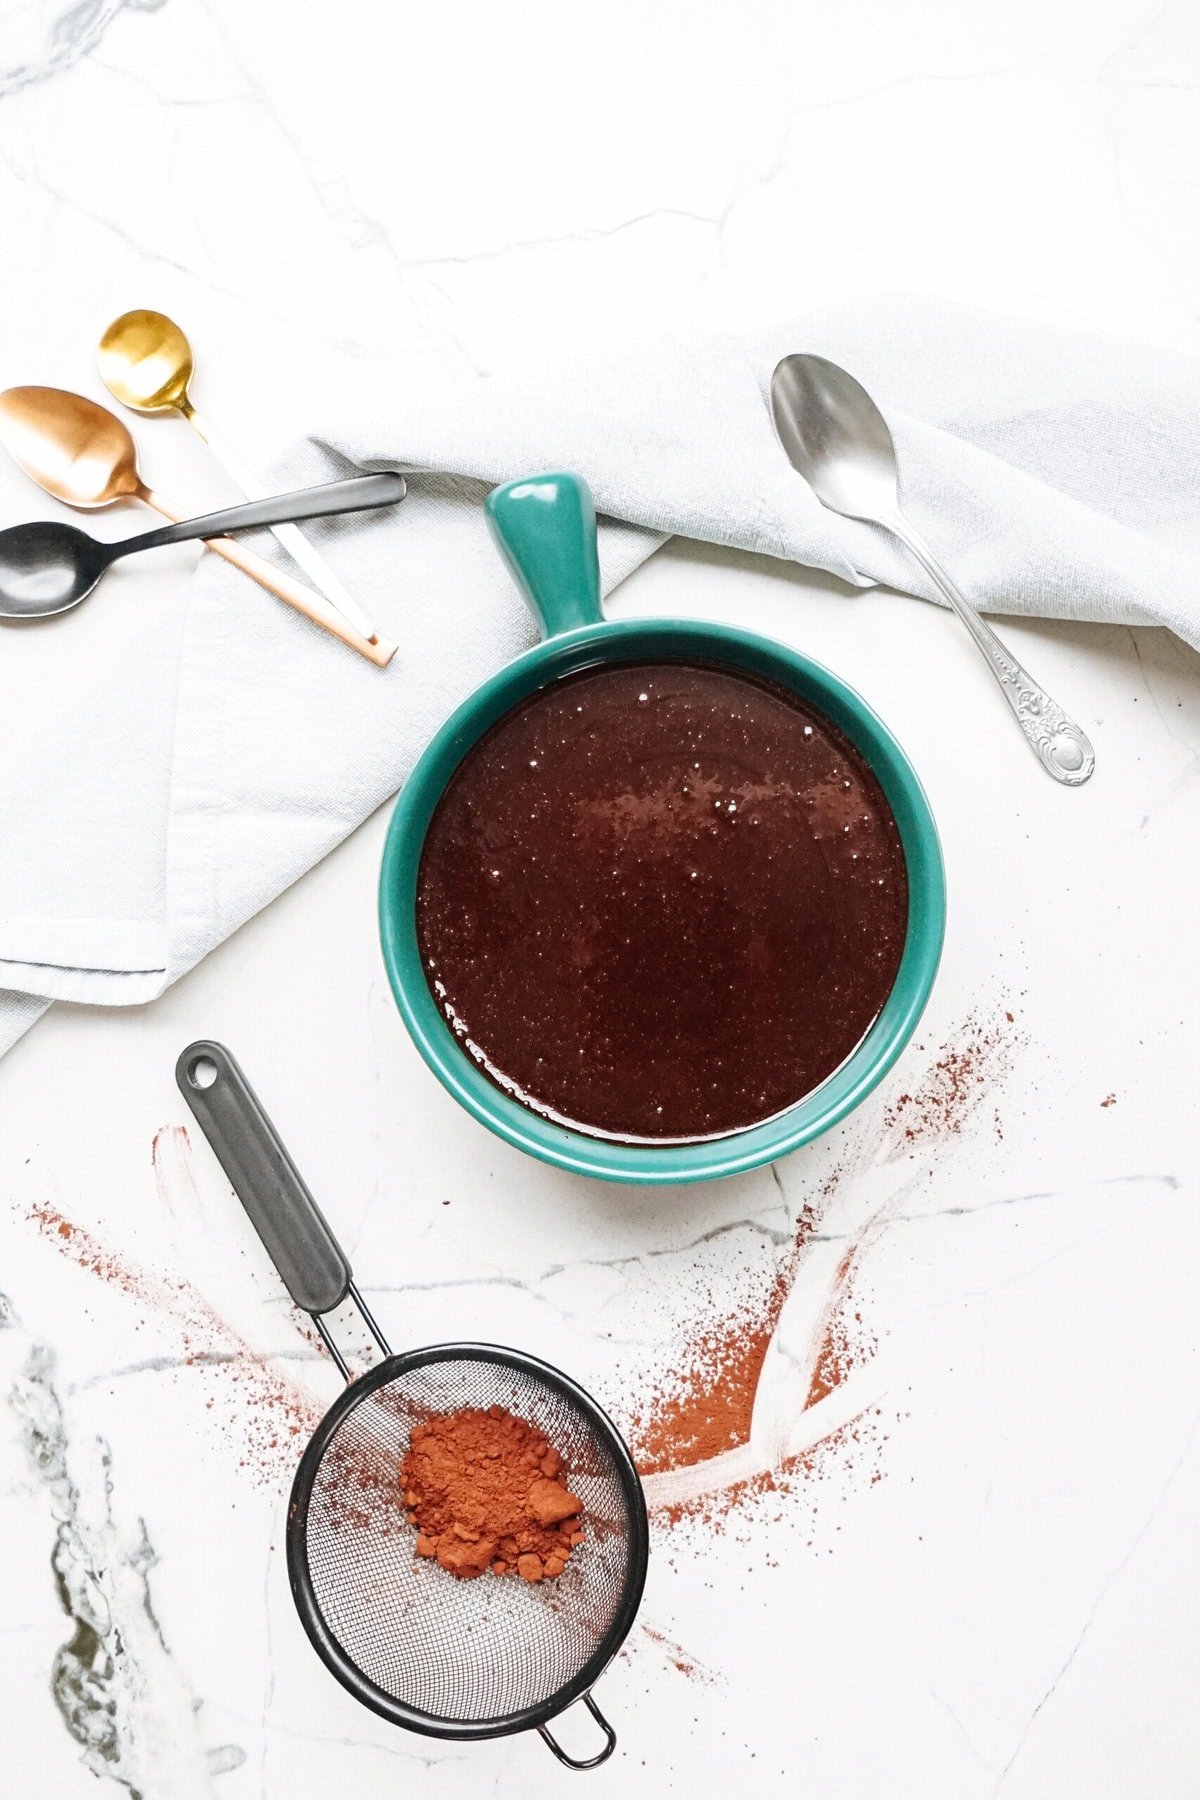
379, 618, 946, 1185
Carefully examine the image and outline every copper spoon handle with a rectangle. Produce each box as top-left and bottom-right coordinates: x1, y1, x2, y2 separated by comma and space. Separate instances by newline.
140, 485, 396, 668
181, 401, 379, 643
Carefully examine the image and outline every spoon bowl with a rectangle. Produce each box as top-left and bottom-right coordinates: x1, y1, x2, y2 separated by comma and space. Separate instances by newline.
0, 519, 105, 618
770, 354, 901, 523
97, 309, 196, 416
0, 385, 142, 507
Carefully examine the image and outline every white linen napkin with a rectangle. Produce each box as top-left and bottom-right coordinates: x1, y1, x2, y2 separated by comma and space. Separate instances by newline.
3, 297, 1198, 1054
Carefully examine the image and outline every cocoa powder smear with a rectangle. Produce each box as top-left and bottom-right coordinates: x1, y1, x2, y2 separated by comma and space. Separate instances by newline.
417, 662, 908, 1142
28, 1127, 324, 1492
400, 1406, 584, 1582
624, 1009, 1023, 1526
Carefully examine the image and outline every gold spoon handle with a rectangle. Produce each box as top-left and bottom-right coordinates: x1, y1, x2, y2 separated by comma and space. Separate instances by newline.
140, 487, 396, 669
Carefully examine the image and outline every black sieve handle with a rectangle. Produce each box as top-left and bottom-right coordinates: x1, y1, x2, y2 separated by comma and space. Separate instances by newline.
176, 1040, 351, 1316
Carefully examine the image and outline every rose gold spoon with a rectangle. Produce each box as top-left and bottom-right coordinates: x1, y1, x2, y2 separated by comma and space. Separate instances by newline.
0, 386, 397, 666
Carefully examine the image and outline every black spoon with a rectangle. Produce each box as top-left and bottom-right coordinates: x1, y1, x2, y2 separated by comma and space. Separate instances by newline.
0, 470, 406, 621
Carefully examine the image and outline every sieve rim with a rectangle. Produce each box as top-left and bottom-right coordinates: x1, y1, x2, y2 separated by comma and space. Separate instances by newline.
285, 1341, 649, 1740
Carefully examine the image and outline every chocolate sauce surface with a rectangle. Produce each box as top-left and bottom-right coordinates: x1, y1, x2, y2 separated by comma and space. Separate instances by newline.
416, 662, 908, 1142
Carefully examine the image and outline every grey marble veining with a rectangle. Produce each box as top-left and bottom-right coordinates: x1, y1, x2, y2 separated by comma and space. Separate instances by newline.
3, 1293, 242, 1795
0, 0, 166, 101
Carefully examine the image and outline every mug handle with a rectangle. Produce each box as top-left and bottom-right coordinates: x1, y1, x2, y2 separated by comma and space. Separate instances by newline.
484, 472, 603, 639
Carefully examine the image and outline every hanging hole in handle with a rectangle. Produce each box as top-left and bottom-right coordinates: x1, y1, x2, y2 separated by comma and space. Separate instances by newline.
187, 1055, 219, 1090
537, 1693, 616, 1771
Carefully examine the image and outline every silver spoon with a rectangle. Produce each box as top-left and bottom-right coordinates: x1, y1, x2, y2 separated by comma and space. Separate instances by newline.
0, 471, 405, 622
770, 353, 1094, 785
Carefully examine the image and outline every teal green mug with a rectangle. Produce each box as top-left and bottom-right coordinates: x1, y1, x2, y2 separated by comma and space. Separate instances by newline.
379, 473, 945, 1185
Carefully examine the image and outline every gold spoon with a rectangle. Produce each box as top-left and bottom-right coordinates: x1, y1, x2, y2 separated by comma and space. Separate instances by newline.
97, 309, 379, 642
0, 387, 396, 667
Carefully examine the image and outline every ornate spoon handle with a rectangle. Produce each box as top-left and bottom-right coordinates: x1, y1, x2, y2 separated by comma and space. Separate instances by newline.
889, 514, 1095, 785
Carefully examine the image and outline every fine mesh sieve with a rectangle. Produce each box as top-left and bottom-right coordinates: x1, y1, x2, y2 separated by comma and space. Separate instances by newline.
178, 1041, 647, 1771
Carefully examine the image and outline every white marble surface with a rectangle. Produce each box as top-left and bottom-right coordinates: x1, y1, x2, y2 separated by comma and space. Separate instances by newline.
1, 0, 1199, 1794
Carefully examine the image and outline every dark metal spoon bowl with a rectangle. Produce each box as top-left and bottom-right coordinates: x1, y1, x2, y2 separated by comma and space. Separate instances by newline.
0, 519, 107, 618
0, 471, 405, 622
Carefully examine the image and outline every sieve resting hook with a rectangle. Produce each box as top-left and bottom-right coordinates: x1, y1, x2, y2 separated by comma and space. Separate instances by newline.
537, 1693, 617, 1770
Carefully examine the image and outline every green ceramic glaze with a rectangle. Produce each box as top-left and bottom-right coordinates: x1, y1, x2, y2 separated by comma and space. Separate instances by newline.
379, 473, 945, 1185
486, 473, 603, 636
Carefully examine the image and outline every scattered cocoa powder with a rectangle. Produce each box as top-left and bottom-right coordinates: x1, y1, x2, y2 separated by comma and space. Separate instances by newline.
400, 1406, 584, 1581
25, 1009, 1020, 1542
28, 1176, 322, 1491
883, 1008, 1022, 1148
640, 1623, 718, 1685
806, 1277, 878, 1410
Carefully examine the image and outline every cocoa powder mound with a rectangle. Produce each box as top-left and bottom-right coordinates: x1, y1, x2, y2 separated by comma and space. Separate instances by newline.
401, 1405, 584, 1581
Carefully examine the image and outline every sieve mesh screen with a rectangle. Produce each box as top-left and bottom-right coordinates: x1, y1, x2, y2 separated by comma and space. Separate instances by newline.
294, 1353, 641, 1726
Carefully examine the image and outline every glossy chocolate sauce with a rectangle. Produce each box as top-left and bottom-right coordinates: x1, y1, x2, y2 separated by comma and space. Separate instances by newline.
416, 662, 908, 1143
